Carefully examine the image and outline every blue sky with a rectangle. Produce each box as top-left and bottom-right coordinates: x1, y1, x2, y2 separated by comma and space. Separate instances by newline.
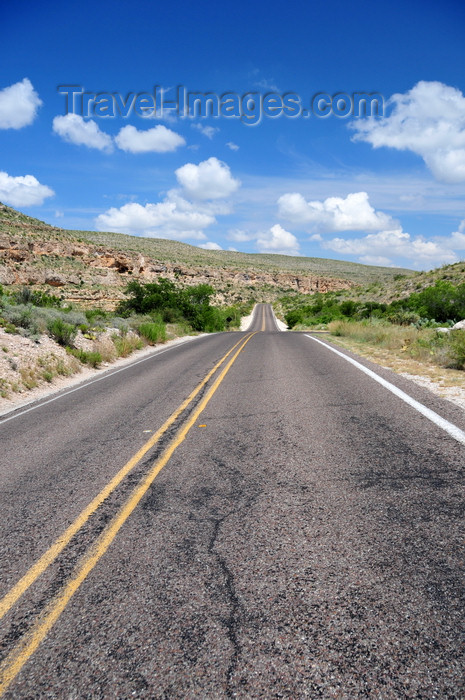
2, 0, 465, 270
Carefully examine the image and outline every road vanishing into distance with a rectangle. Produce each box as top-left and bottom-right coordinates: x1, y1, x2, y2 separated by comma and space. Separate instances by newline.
1, 303, 464, 698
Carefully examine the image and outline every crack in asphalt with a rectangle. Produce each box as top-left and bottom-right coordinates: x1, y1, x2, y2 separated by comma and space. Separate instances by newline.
207, 511, 242, 698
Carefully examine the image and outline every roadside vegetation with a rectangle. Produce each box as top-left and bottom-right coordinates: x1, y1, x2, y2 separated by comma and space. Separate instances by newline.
0, 280, 251, 399
280, 279, 465, 371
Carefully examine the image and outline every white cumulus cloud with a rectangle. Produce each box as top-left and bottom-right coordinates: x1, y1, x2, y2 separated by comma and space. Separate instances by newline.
115, 124, 185, 153
257, 224, 300, 256
199, 241, 222, 250
0, 171, 54, 207
434, 218, 465, 252
228, 228, 255, 243
95, 191, 218, 240
0, 78, 42, 129
52, 114, 113, 152
226, 142, 239, 151
191, 123, 219, 139
323, 227, 457, 268
175, 157, 240, 200
351, 81, 465, 183
278, 191, 393, 232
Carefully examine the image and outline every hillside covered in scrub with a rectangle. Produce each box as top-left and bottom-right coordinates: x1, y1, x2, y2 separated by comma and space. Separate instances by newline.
0, 203, 412, 308
0, 276, 247, 400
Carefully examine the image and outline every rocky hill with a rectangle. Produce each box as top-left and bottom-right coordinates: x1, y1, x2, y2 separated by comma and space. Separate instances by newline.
0, 203, 413, 308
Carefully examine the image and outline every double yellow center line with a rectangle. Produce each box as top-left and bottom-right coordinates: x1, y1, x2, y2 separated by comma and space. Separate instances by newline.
0, 331, 257, 695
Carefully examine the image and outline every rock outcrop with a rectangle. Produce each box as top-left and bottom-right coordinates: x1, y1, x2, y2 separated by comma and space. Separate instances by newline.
0, 204, 355, 308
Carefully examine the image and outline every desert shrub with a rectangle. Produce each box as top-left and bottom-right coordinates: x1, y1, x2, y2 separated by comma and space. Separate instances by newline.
12, 287, 61, 308
117, 278, 178, 316
447, 330, 465, 369
2, 304, 41, 338
111, 333, 143, 357
61, 310, 87, 326
19, 366, 40, 390
93, 338, 117, 363
84, 308, 109, 328
356, 302, 387, 319
0, 377, 9, 398
285, 309, 304, 328
387, 310, 421, 326
189, 305, 225, 332
1, 319, 17, 333
221, 305, 244, 329
161, 307, 182, 323
137, 321, 166, 344
67, 348, 102, 367
108, 316, 130, 333
339, 300, 360, 317
47, 318, 77, 346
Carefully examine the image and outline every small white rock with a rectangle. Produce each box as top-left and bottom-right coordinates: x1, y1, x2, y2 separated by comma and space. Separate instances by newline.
452, 319, 465, 329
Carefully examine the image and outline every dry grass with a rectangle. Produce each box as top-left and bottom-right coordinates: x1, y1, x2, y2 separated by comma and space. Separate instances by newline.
326, 320, 465, 388
110, 332, 144, 357
14, 353, 79, 395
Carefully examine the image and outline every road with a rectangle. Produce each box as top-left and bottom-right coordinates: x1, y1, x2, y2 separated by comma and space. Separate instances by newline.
1, 303, 464, 698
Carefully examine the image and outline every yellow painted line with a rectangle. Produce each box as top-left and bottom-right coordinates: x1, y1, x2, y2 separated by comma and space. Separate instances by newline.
0, 331, 257, 696
0, 333, 250, 625
261, 306, 266, 332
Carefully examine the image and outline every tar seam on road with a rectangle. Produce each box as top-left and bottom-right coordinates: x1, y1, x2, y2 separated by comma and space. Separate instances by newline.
305, 333, 465, 446
0, 331, 257, 696
0, 333, 251, 625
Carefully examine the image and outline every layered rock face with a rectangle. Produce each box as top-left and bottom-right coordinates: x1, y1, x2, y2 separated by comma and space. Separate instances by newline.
0, 205, 353, 308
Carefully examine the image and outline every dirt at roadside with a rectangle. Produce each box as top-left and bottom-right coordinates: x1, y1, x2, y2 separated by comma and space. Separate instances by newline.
0, 329, 201, 417
0, 329, 80, 400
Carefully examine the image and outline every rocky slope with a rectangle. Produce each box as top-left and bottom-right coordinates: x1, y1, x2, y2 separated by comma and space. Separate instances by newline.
0, 203, 412, 308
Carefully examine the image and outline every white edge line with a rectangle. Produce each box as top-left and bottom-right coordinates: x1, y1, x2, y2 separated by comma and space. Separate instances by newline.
305, 333, 465, 446
0, 334, 209, 426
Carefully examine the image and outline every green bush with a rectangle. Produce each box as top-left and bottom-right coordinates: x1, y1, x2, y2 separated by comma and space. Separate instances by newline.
399, 280, 465, 323
221, 305, 244, 329
117, 279, 226, 332
12, 287, 61, 308
67, 348, 102, 367
285, 309, 304, 328
387, 310, 420, 326
84, 308, 108, 326
448, 330, 465, 369
47, 318, 77, 346
138, 322, 166, 344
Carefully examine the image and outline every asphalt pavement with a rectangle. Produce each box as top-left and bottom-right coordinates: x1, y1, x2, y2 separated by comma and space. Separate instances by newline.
1, 304, 464, 698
